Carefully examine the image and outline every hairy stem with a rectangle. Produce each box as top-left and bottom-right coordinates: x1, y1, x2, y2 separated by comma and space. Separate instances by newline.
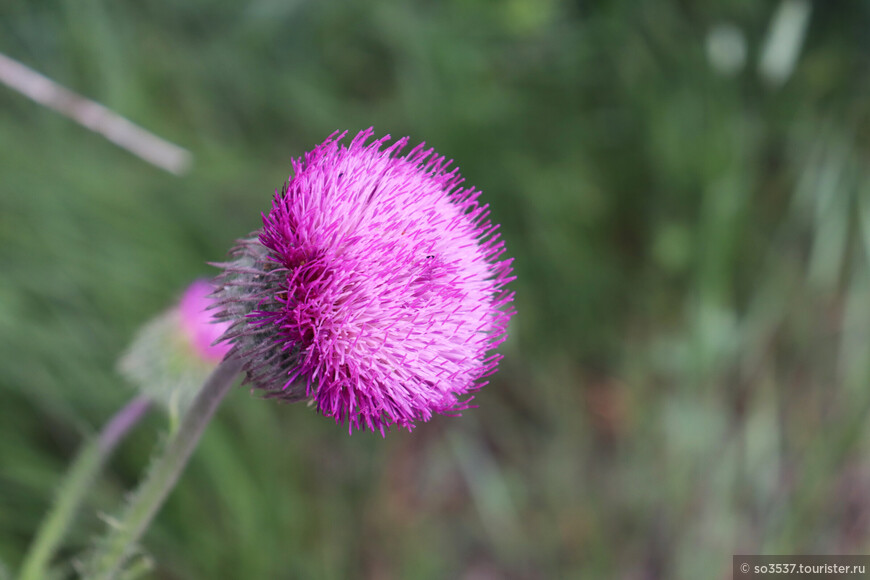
83, 357, 242, 580
18, 397, 151, 580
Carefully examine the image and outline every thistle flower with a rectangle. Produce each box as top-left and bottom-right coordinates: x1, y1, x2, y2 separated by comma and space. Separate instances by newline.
214, 128, 515, 433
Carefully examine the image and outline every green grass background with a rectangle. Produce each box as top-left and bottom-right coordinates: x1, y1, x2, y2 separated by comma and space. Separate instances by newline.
2, 0, 870, 578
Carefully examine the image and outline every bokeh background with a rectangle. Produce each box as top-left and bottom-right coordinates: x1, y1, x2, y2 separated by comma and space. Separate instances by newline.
1, 0, 868, 578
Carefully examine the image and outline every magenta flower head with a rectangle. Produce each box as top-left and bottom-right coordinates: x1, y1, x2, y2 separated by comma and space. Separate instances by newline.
214, 128, 515, 433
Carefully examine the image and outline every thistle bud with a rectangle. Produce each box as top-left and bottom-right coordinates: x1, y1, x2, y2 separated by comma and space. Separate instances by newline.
119, 280, 231, 419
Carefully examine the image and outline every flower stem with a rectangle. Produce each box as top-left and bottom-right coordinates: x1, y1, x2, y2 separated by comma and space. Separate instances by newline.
18, 396, 151, 580
83, 357, 242, 580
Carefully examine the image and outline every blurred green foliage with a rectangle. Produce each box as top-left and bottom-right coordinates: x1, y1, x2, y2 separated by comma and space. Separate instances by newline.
2, 0, 870, 578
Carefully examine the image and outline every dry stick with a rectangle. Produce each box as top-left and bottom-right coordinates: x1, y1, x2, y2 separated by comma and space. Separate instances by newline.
0, 53, 192, 175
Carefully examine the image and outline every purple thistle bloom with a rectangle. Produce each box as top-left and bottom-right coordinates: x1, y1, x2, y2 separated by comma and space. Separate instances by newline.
214, 128, 515, 434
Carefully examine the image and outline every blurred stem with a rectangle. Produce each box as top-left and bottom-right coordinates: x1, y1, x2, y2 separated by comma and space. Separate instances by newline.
18, 396, 151, 580
769, 386, 870, 551
83, 357, 242, 580
115, 554, 154, 580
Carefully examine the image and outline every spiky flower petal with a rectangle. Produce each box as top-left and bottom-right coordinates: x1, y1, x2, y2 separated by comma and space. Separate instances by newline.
214, 128, 515, 433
